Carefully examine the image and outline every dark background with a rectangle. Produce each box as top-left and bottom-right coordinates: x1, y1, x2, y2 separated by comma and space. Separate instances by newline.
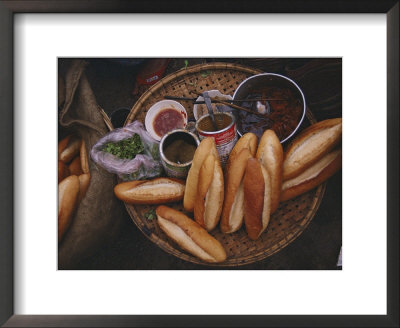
59, 58, 342, 270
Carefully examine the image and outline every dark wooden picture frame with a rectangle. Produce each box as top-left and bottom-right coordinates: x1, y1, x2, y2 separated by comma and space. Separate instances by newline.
1, 1, 398, 327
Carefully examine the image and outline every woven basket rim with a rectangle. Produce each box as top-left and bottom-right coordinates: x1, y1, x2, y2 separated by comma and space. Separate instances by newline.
125, 62, 264, 125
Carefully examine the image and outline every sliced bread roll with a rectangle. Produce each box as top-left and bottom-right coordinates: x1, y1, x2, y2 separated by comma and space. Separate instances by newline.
283, 118, 342, 180
80, 139, 90, 174
225, 132, 257, 174
256, 129, 283, 214
243, 158, 272, 240
281, 148, 342, 201
194, 153, 224, 231
68, 156, 83, 176
156, 205, 227, 263
58, 160, 70, 183
59, 135, 82, 163
220, 148, 252, 233
58, 175, 80, 241
77, 173, 90, 203
114, 177, 185, 205
183, 137, 218, 212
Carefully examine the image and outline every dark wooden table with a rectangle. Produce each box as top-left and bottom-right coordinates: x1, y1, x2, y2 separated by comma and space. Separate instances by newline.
66, 58, 342, 270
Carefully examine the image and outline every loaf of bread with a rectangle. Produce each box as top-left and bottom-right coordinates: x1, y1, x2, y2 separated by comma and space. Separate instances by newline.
68, 156, 83, 176
58, 160, 70, 183
114, 177, 185, 204
225, 132, 257, 174
59, 135, 82, 163
220, 148, 252, 233
77, 173, 90, 203
156, 205, 227, 263
283, 118, 342, 180
80, 140, 90, 174
58, 175, 80, 240
243, 158, 271, 240
183, 137, 218, 212
281, 148, 342, 201
256, 129, 283, 214
194, 153, 224, 231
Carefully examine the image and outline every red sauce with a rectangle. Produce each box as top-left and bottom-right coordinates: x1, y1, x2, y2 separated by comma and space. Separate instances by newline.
153, 108, 184, 137
238, 87, 303, 141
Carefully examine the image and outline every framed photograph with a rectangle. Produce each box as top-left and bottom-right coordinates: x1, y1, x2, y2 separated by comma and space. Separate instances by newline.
57, 56, 342, 270
1, 1, 398, 327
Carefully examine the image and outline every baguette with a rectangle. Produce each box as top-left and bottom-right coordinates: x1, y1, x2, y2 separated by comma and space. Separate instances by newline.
194, 154, 224, 231
220, 148, 252, 233
281, 148, 342, 201
243, 158, 272, 240
256, 129, 283, 214
283, 118, 342, 180
58, 175, 80, 241
68, 156, 83, 176
114, 177, 185, 205
225, 132, 257, 174
77, 173, 90, 203
156, 205, 227, 263
80, 140, 90, 174
59, 135, 82, 163
183, 137, 218, 212
58, 160, 70, 183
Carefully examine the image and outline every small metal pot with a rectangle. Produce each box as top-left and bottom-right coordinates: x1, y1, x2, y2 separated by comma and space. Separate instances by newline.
159, 129, 200, 179
233, 73, 306, 143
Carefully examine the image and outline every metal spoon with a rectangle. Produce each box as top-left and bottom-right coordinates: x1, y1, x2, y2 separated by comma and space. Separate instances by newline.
202, 91, 218, 131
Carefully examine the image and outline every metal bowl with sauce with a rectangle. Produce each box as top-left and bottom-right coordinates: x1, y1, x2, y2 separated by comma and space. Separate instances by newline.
233, 73, 306, 143
159, 129, 200, 179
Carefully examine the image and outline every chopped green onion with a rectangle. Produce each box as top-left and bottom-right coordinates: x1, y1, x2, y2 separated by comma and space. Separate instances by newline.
103, 134, 144, 159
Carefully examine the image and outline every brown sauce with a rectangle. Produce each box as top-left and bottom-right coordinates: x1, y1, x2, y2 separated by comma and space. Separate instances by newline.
162, 131, 198, 164
164, 139, 196, 164
238, 87, 303, 140
196, 113, 232, 132
153, 108, 184, 137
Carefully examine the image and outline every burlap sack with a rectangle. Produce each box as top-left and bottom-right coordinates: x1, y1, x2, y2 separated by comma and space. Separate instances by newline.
58, 59, 125, 269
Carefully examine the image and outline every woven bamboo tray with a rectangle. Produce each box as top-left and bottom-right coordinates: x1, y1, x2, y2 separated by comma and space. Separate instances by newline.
125, 62, 325, 266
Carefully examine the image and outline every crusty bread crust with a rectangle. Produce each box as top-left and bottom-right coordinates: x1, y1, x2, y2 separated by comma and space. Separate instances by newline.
183, 137, 218, 212
80, 140, 90, 174
194, 154, 214, 229
58, 160, 70, 183
58, 135, 71, 159
283, 118, 342, 180
225, 132, 257, 174
256, 129, 283, 214
58, 175, 80, 241
69, 156, 83, 176
281, 148, 342, 201
194, 154, 224, 231
220, 148, 252, 233
78, 173, 90, 203
114, 177, 185, 204
156, 205, 227, 263
59, 135, 82, 163
243, 158, 271, 240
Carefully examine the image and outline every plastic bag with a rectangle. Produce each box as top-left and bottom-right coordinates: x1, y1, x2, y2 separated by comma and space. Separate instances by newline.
90, 121, 163, 180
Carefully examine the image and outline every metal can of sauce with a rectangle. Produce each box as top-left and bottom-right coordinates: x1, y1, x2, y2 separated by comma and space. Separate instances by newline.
159, 129, 200, 179
195, 112, 237, 166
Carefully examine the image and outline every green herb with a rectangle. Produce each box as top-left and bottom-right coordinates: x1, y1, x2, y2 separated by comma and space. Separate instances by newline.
144, 208, 156, 221
103, 134, 144, 159
184, 59, 189, 69
200, 70, 211, 78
